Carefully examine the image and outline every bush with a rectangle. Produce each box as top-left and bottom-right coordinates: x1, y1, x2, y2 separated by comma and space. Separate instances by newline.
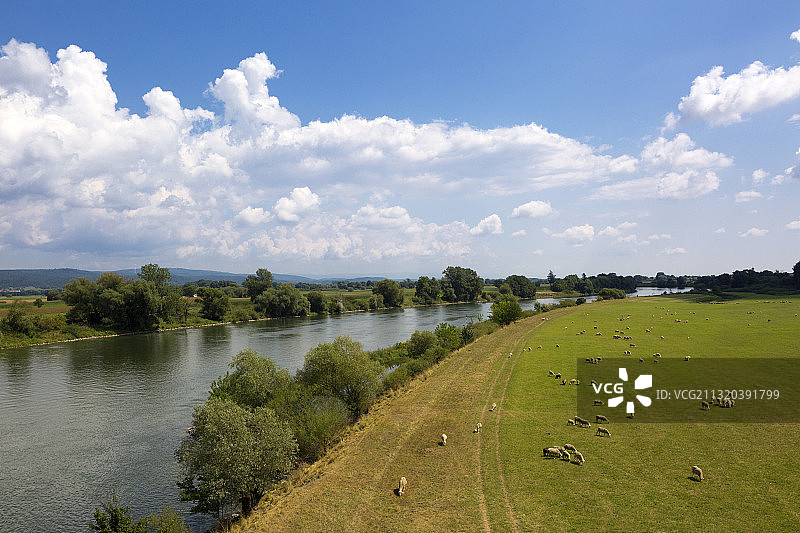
576, 297, 586, 305
382, 366, 412, 391
407, 330, 438, 358
434, 323, 463, 351
490, 298, 523, 325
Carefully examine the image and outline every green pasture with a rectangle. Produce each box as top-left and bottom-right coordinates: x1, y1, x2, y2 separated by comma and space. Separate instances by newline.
492, 295, 800, 531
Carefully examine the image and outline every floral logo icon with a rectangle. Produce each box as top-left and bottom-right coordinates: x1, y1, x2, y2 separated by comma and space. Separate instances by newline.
607, 368, 652, 415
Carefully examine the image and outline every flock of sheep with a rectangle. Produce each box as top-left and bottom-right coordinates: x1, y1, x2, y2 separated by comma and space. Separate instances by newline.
396, 304, 717, 498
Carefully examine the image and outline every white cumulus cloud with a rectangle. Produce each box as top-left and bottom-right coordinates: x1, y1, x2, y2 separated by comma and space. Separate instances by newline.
470, 214, 503, 235
598, 221, 637, 237
674, 60, 800, 127
739, 227, 768, 238
273, 187, 321, 223
552, 224, 595, 241
510, 200, 553, 218
663, 247, 688, 255
786, 219, 800, 230
735, 190, 762, 203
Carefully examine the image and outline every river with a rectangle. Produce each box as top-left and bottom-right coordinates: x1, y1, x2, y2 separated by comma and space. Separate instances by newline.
0, 288, 687, 532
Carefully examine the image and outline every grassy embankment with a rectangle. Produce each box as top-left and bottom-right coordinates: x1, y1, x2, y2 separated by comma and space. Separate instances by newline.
234, 294, 800, 532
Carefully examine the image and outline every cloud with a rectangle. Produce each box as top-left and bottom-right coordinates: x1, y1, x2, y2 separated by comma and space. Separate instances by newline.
663, 247, 688, 255
593, 134, 729, 200
786, 219, 800, 230
598, 221, 637, 237
511, 229, 527, 237
510, 200, 553, 218
235, 206, 271, 226
751, 169, 768, 185
674, 60, 800, 127
273, 187, 321, 222
715, 227, 726, 234
792, 28, 800, 44
739, 227, 768, 238
647, 233, 671, 240
735, 190, 762, 203
552, 224, 594, 241
470, 214, 503, 235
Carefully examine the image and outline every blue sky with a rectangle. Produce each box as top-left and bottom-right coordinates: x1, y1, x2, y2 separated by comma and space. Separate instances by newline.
1, 2, 799, 278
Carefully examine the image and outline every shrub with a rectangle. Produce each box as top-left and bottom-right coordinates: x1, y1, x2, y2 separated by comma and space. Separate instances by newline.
407, 330, 438, 358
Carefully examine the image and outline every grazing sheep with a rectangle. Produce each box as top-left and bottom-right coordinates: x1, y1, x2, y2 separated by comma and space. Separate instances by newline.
596, 427, 611, 437
561, 379, 567, 385
490, 403, 497, 411
560, 449, 571, 460
548, 370, 555, 376
569, 378, 577, 385
596, 414, 609, 424
555, 445, 566, 454
538, 345, 543, 349
398, 476, 407, 495
555, 373, 561, 379
627, 412, 635, 419
441, 433, 447, 446
684, 355, 691, 361
564, 443, 577, 453
660, 336, 665, 339
573, 451, 585, 465
653, 359, 659, 364
692, 465, 704, 481
556, 344, 560, 348
701, 401, 710, 411
639, 358, 644, 363
590, 380, 598, 386
567, 418, 575, 425
594, 399, 604, 406
474, 422, 482, 433
543, 447, 561, 458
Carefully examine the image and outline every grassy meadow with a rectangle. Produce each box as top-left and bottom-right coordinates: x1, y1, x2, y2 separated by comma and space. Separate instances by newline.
235, 294, 800, 532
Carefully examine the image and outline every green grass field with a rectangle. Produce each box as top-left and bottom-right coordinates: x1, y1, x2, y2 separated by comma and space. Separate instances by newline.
234, 294, 800, 532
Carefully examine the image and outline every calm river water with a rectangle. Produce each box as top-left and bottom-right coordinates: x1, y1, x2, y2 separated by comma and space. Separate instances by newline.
0, 288, 684, 532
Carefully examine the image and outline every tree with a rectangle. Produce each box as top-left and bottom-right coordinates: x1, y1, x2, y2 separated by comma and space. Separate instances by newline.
176, 398, 297, 519
794, 260, 800, 288
306, 291, 326, 313
198, 287, 230, 321
490, 298, 523, 325
210, 349, 292, 409
137, 264, 172, 295
122, 280, 160, 330
1, 301, 36, 336
62, 277, 100, 324
253, 284, 310, 317
547, 270, 556, 285
441, 266, 483, 302
372, 279, 403, 308
298, 336, 382, 419
413, 276, 440, 305
504, 275, 536, 298
243, 269, 274, 301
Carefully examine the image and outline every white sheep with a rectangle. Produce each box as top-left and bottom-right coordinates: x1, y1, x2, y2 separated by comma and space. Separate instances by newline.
490, 402, 497, 411
594, 399, 604, 406
567, 418, 575, 425
701, 401, 710, 411
398, 476, 407, 495
596, 427, 611, 437
543, 447, 561, 458
692, 465, 703, 481
441, 433, 447, 446
474, 422, 482, 433
564, 443, 577, 453
596, 414, 609, 424
684, 355, 691, 361
573, 451, 585, 465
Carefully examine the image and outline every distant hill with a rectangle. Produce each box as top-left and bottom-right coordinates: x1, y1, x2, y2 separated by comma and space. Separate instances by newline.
0, 268, 373, 290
